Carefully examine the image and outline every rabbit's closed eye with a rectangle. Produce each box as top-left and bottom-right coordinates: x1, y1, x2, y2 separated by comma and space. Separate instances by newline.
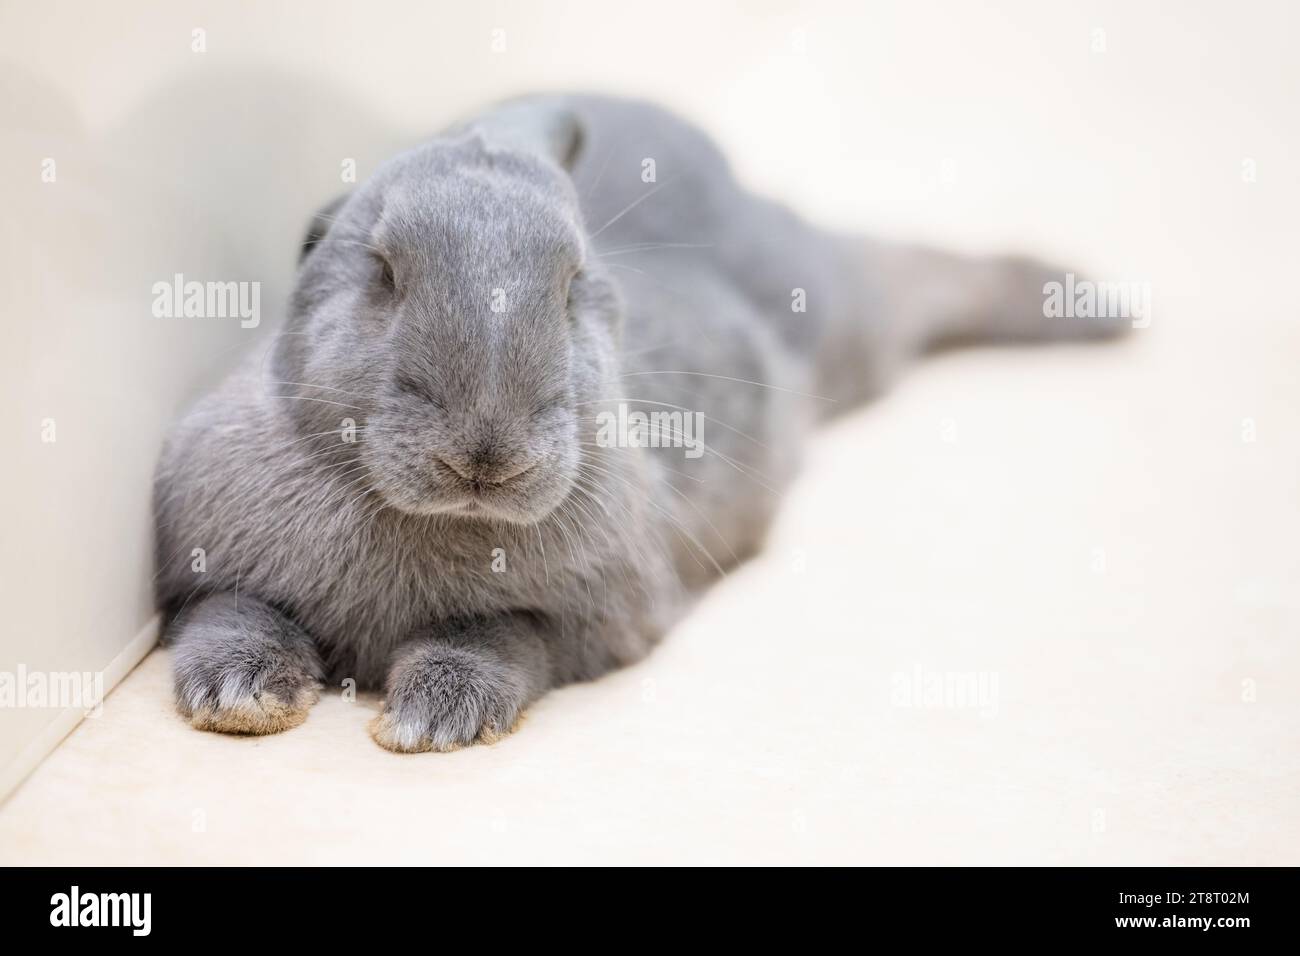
375, 254, 397, 293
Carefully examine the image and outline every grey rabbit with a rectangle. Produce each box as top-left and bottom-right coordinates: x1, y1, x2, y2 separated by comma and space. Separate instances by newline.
154, 94, 1126, 751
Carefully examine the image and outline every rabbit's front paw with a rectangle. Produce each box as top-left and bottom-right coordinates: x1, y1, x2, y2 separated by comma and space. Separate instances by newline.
171, 594, 324, 735
369, 642, 526, 753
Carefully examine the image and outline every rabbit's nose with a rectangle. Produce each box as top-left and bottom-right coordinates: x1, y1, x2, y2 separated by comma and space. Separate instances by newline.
437, 442, 535, 488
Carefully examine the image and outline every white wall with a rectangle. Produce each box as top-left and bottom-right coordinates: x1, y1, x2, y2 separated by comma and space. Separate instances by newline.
2, 0, 1297, 795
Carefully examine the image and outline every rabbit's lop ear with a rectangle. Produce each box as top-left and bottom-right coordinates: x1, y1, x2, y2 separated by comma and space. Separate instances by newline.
300, 193, 348, 263
471, 98, 585, 171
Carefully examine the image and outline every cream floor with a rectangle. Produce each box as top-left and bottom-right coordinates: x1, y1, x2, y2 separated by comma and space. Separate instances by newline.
2, 314, 1296, 865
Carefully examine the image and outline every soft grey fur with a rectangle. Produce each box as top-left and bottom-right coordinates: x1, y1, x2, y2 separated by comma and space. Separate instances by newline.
154, 94, 1126, 750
